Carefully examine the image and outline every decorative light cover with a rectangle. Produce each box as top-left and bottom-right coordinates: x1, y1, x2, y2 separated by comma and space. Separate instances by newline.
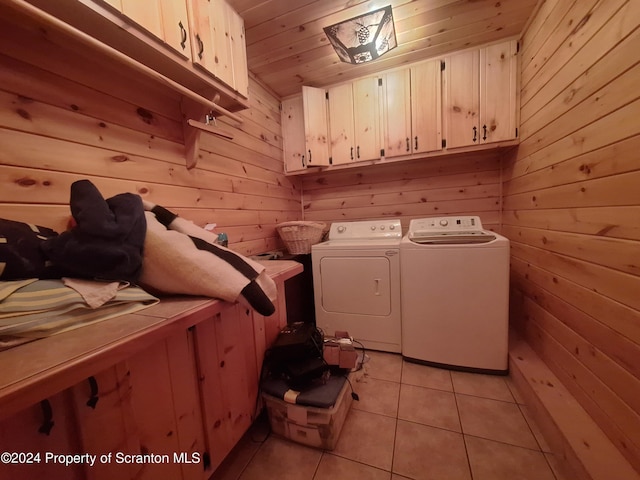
324, 6, 397, 64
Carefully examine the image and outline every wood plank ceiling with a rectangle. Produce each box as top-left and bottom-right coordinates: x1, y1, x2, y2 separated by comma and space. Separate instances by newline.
227, 0, 540, 99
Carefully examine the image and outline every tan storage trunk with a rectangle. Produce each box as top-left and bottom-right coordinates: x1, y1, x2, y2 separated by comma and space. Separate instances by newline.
262, 378, 352, 450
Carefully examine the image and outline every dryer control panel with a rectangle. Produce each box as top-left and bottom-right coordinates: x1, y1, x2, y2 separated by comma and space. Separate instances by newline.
329, 219, 402, 240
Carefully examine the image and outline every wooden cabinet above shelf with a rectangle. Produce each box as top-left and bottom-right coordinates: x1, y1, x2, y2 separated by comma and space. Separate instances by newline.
282, 38, 519, 176
20, 0, 249, 114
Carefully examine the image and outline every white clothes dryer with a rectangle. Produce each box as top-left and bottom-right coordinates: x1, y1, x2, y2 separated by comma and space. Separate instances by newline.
312, 219, 402, 353
400, 216, 510, 373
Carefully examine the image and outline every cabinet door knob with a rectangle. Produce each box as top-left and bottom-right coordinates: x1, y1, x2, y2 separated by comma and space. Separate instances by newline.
38, 399, 55, 436
482, 124, 487, 141
472, 126, 477, 142
196, 34, 204, 59
86, 376, 99, 409
179, 21, 187, 50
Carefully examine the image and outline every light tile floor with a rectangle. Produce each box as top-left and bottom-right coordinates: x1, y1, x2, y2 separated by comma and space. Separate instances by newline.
212, 351, 569, 480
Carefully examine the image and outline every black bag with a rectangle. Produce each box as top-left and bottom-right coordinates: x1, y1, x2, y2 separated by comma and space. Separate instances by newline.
264, 322, 328, 388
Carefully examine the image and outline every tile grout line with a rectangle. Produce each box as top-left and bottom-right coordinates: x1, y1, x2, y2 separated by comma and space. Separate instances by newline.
516, 402, 563, 480
451, 372, 476, 480
388, 358, 404, 477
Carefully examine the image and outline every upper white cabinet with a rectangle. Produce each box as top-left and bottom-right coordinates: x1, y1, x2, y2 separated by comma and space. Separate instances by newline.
411, 60, 443, 154
382, 59, 442, 159
24, 0, 250, 113
327, 77, 381, 165
118, 0, 192, 60
187, 0, 249, 97
381, 69, 411, 158
281, 87, 331, 173
352, 76, 382, 162
281, 96, 307, 173
302, 86, 331, 167
444, 39, 518, 148
282, 38, 518, 174
327, 83, 356, 165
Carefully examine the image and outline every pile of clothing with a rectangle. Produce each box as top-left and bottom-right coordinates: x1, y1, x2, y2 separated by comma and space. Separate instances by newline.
0, 180, 278, 345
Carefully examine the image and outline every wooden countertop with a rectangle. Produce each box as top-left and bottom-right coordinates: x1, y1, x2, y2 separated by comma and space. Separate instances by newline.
0, 260, 303, 420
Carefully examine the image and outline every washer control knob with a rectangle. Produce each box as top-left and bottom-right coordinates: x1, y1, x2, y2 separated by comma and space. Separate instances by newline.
439, 219, 449, 227
380, 225, 385, 230
370, 225, 376, 231
337, 225, 346, 233
389, 224, 395, 230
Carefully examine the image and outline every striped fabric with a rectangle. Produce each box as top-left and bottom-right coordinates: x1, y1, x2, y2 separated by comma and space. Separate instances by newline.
0, 279, 158, 339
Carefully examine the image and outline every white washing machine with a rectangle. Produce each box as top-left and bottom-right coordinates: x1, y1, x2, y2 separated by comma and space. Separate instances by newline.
400, 216, 510, 373
312, 219, 402, 353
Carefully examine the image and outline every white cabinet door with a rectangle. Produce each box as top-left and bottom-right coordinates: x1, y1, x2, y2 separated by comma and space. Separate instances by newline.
159, 0, 192, 60
187, 0, 248, 95
353, 76, 381, 162
411, 59, 442, 154
382, 69, 412, 158
444, 40, 518, 148
328, 83, 356, 165
444, 48, 480, 149
281, 96, 307, 173
480, 40, 518, 144
382, 60, 442, 159
303, 86, 331, 167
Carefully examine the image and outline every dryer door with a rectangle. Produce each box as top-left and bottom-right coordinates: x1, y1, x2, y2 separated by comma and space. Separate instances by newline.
319, 256, 391, 315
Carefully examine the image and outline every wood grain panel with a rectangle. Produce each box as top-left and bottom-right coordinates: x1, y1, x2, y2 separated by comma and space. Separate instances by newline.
302, 153, 502, 231
0, 15, 300, 257
510, 257, 640, 379
518, 312, 640, 469
503, 2, 640, 469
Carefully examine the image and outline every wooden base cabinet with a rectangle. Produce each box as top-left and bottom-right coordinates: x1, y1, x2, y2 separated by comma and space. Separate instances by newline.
71, 331, 207, 480
0, 263, 299, 480
444, 39, 518, 148
0, 331, 206, 480
0, 391, 85, 480
194, 305, 259, 473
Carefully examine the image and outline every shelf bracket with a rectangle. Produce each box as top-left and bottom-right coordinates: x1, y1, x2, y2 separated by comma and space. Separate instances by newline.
181, 97, 235, 169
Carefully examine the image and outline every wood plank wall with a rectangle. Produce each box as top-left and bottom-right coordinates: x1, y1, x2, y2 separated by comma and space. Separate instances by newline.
0, 16, 300, 257
301, 150, 503, 233
503, 0, 640, 471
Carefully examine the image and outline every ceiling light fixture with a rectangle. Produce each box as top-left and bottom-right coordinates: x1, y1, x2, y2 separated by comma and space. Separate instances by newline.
323, 5, 397, 64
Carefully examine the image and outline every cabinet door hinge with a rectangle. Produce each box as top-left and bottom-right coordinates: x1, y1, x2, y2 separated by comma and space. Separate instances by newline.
325, 91, 329, 100
278, 103, 282, 112
378, 78, 383, 86
516, 41, 520, 53
329, 157, 333, 165
380, 148, 385, 156
442, 139, 447, 148
515, 128, 519, 138
440, 60, 445, 71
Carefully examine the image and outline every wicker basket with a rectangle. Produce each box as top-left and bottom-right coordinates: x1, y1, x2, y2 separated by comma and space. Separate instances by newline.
276, 221, 326, 254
